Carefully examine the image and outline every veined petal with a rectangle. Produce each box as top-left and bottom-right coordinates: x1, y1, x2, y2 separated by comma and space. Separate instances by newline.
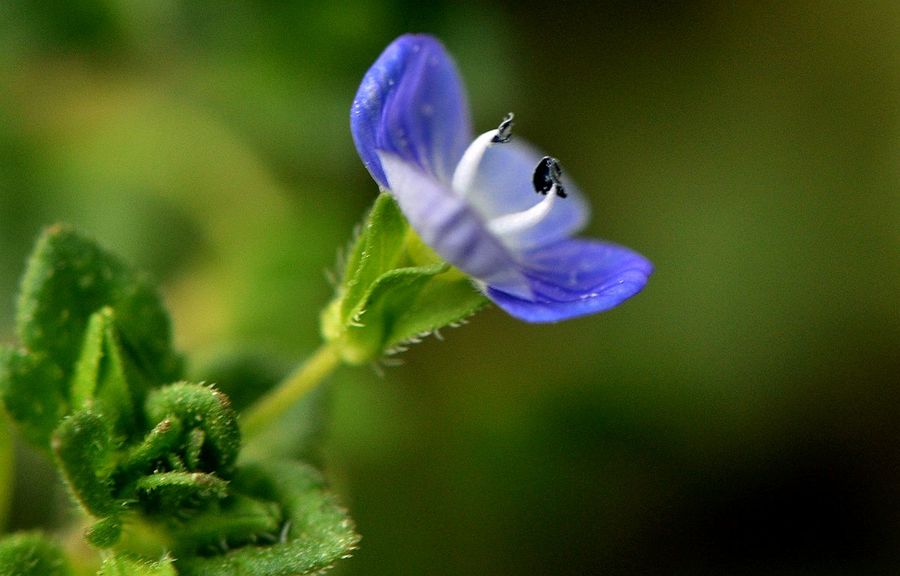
458, 138, 590, 252
486, 239, 653, 322
378, 152, 531, 299
351, 34, 473, 188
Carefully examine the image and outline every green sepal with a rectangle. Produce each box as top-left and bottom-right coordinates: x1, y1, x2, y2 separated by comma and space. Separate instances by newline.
175, 461, 358, 576
322, 193, 489, 364
144, 382, 240, 475
384, 264, 489, 345
325, 263, 488, 364
338, 192, 408, 324
0, 347, 67, 448
51, 409, 119, 519
16, 224, 181, 385
98, 552, 175, 576
0, 532, 73, 576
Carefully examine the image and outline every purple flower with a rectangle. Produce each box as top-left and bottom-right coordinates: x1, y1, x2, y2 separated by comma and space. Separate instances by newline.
351, 34, 652, 322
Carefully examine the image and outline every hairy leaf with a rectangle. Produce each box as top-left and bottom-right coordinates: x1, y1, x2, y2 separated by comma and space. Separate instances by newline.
16, 224, 181, 387
118, 418, 184, 479
144, 383, 240, 475
98, 552, 175, 576
135, 471, 229, 513
71, 308, 140, 437
2, 226, 182, 451
52, 409, 119, 520
86, 516, 123, 549
0, 532, 72, 576
0, 347, 67, 448
175, 461, 358, 576
166, 494, 283, 555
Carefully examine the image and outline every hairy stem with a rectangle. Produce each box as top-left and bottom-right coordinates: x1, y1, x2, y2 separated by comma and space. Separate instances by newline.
241, 343, 342, 439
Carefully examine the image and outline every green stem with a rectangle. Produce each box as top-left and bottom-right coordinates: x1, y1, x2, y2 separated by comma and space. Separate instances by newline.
241, 343, 342, 439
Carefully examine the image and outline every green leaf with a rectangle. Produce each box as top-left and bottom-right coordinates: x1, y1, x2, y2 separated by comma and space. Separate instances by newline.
98, 552, 175, 576
16, 224, 181, 387
0, 532, 73, 576
175, 461, 358, 576
0, 347, 67, 448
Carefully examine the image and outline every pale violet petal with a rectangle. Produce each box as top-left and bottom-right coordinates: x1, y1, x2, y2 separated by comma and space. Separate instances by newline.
485, 239, 653, 322
351, 34, 473, 188
453, 138, 590, 252
378, 152, 531, 299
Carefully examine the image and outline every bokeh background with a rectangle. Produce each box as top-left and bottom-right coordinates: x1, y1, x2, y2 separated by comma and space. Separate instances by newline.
1, 1, 898, 574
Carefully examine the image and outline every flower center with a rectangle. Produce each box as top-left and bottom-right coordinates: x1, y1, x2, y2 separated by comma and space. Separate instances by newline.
450, 114, 570, 243
532, 156, 567, 198
487, 157, 566, 238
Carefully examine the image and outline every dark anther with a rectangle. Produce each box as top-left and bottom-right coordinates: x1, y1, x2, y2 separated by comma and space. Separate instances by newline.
491, 112, 515, 144
532, 156, 567, 198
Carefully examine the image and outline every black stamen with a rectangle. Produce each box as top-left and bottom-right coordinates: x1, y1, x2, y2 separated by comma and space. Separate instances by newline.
491, 112, 515, 144
532, 156, 567, 198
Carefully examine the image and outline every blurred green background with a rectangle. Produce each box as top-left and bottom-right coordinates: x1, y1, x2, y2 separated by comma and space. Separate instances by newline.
1, 1, 898, 574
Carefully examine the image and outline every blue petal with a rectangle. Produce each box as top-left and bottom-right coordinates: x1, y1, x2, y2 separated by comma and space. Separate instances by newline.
464, 140, 590, 252
378, 152, 531, 299
486, 239, 653, 322
351, 34, 473, 188
380, 154, 531, 298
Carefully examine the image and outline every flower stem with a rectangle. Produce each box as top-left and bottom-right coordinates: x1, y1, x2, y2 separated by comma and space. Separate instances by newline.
241, 343, 342, 439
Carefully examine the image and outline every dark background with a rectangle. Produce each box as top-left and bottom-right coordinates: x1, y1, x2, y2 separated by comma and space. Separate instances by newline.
1, 1, 898, 574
